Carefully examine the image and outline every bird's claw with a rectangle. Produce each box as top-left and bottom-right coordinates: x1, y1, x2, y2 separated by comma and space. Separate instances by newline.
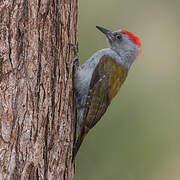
73, 55, 79, 68
69, 43, 79, 69
69, 43, 79, 56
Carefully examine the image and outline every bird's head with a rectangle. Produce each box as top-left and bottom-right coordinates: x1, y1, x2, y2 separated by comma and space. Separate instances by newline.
96, 26, 142, 57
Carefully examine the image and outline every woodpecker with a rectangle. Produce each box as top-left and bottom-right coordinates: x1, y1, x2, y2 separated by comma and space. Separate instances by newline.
73, 26, 142, 158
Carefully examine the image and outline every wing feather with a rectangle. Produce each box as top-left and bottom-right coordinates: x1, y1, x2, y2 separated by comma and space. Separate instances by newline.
83, 55, 128, 130
73, 55, 128, 158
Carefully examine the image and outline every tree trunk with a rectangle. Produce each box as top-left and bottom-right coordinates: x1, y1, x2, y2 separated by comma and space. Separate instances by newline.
0, 0, 78, 179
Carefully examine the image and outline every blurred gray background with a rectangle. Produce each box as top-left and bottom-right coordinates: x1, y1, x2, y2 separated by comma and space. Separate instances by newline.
75, 0, 180, 179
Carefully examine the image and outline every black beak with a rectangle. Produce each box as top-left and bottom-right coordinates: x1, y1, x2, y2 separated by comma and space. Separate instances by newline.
96, 26, 113, 41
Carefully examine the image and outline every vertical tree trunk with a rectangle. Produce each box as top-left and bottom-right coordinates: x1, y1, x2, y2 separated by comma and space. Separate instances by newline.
0, 0, 78, 179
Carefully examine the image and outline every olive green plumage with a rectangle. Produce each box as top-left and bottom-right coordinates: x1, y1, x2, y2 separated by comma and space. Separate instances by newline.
73, 55, 128, 158
73, 26, 141, 159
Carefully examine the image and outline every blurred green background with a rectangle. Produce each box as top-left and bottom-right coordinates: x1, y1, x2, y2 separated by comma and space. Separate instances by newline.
75, 0, 180, 179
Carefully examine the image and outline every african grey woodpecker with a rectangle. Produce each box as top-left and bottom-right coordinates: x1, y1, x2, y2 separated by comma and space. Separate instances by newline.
73, 26, 142, 158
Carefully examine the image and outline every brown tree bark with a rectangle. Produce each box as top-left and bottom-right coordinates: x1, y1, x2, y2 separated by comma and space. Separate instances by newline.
0, 0, 78, 179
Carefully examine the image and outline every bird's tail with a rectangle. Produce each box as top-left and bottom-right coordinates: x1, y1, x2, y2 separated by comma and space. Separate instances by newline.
72, 127, 90, 160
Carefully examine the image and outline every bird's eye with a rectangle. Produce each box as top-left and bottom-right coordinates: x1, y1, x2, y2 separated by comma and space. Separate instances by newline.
116, 34, 122, 40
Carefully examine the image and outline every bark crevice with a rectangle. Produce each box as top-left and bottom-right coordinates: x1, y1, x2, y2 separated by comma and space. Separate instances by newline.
0, 0, 78, 179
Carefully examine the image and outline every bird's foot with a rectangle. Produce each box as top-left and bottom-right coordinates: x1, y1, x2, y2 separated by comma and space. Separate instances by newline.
69, 43, 78, 55
69, 43, 80, 70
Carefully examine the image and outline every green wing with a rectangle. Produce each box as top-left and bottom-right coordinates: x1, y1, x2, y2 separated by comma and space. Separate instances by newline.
73, 55, 128, 159
83, 55, 128, 130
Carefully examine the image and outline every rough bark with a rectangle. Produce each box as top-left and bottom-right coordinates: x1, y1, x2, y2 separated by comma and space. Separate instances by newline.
0, 0, 78, 179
